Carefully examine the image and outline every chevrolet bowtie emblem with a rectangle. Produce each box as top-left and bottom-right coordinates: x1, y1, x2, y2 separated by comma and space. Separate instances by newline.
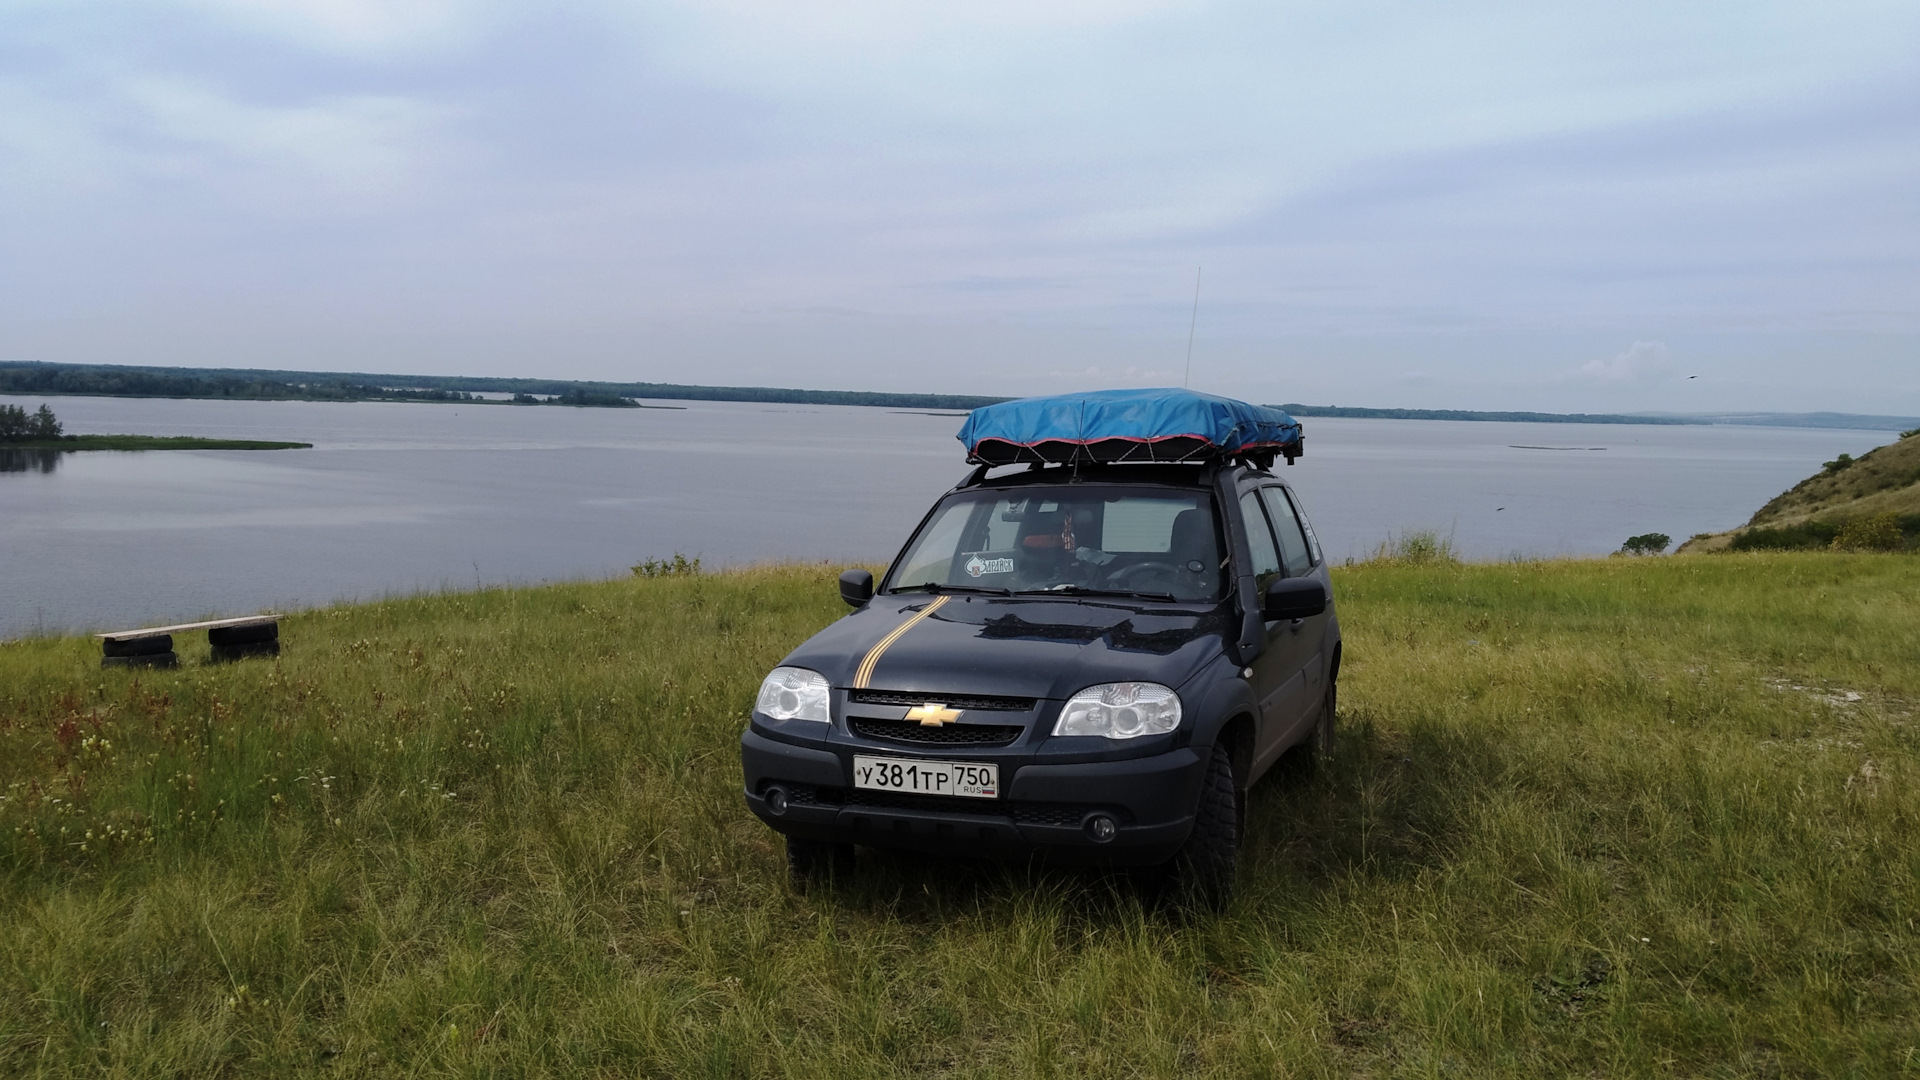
904, 703, 962, 727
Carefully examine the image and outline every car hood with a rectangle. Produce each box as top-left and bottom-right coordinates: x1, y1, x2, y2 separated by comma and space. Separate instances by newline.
781, 593, 1233, 701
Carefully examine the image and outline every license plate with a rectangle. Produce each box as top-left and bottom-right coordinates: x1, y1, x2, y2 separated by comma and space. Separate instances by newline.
852, 755, 998, 799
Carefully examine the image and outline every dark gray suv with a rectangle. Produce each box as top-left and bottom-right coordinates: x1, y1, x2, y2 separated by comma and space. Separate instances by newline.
741, 391, 1338, 907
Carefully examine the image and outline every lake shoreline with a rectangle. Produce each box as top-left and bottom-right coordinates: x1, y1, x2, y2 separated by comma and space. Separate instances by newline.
4, 435, 312, 451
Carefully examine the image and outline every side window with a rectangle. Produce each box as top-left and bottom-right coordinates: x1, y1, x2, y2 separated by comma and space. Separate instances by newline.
1285, 488, 1322, 566
1237, 491, 1282, 585
1260, 487, 1312, 576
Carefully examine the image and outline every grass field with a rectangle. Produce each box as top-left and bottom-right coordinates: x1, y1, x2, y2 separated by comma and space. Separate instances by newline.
1, 554, 1916, 1077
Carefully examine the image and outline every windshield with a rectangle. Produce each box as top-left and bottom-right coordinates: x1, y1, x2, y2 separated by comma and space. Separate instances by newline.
885, 486, 1224, 602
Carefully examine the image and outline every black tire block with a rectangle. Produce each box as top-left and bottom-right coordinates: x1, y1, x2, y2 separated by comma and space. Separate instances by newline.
209, 623, 278, 646
102, 652, 177, 669
211, 641, 281, 663
103, 635, 172, 657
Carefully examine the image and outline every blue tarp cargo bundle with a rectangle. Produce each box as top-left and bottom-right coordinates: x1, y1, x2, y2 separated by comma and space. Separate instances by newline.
957, 388, 1304, 467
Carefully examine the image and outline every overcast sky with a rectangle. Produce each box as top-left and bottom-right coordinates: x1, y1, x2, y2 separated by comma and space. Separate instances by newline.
2, 0, 1916, 412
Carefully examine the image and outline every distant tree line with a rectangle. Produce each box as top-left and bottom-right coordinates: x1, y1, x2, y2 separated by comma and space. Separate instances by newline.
0, 403, 62, 441
513, 390, 640, 408
8, 363, 1915, 426
0, 364, 480, 405
1274, 404, 1707, 426
0, 362, 1009, 411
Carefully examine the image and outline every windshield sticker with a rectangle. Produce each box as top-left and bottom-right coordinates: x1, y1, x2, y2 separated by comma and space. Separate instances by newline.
964, 553, 1016, 577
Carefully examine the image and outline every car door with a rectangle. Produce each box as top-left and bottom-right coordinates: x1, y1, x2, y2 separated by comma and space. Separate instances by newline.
1240, 488, 1319, 776
1260, 484, 1333, 742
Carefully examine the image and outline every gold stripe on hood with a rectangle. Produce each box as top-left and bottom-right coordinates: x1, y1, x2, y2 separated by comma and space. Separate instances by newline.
853, 595, 950, 690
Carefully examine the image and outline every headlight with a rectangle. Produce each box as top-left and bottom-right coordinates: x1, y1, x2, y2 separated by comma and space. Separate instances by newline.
1052, 682, 1182, 739
755, 667, 831, 723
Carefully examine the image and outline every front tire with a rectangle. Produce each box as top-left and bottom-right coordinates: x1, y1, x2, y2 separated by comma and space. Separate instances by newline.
1167, 743, 1239, 912
1315, 666, 1338, 765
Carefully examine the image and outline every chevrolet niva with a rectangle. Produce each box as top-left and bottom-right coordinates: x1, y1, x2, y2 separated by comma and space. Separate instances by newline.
740, 389, 1339, 907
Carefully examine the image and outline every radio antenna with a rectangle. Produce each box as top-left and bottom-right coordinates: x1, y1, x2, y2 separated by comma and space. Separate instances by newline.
1183, 266, 1202, 388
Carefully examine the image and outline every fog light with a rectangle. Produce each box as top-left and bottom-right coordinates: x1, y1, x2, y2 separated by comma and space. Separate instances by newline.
1084, 813, 1117, 843
765, 785, 790, 816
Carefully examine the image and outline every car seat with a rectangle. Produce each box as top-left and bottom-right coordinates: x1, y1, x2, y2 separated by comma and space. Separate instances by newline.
1168, 508, 1221, 597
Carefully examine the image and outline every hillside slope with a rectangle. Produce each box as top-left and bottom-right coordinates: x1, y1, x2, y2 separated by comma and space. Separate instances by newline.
1749, 429, 1920, 525
1679, 430, 1920, 551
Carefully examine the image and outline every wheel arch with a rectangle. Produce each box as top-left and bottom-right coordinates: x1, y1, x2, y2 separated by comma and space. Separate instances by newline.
1215, 711, 1256, 793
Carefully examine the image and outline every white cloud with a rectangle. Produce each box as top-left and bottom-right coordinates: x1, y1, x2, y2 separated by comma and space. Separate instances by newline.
651, 0, 1200, 48
1045, 365, 1175, 382
175, 0, 497, 54
1576, 341, 1674, 383
0, 69, 449, 209
126, 78, 445, 195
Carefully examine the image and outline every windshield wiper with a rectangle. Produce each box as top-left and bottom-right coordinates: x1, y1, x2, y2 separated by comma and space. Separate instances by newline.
889, 582, 1012, 596
1012, 584, 1178, 601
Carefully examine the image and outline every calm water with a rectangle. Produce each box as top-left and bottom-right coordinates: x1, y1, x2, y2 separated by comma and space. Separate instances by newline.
0, 395, 1893, 638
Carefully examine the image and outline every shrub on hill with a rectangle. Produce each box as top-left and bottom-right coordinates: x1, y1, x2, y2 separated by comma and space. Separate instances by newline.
1731, 513, 1920, 553
1618, 532, 1671, 555
1729, 521, 1843, 551
1831, 513, 1905, 552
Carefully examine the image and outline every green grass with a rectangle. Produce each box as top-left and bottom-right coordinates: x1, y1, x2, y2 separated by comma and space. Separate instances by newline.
1, 556, 1917, 1076
3, 436, 312, 451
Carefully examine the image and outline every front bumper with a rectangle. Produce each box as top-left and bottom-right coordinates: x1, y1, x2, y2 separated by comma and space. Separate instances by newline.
741, 727, 1206, 865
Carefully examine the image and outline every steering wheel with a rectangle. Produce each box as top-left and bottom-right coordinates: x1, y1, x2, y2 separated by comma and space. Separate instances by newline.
1105, 561, 1184, 590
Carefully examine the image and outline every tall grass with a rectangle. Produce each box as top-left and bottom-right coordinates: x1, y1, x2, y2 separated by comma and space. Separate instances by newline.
1364, 528, 1459, 565
0, 554, 1916, 1076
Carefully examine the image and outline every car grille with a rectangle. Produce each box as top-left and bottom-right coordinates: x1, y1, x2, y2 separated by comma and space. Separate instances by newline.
761, 784, 1131, 826
776, 782, 820, 805
846, 789, 995, 813
846, 788, 1134, 826
1006, 802, 1134, 827
847, 689, 1036, 712
848, 717, 1024, 747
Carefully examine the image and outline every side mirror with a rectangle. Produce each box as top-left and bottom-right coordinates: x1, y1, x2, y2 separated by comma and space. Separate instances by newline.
839, 569, 874, 607
1262, 577, 1326, 621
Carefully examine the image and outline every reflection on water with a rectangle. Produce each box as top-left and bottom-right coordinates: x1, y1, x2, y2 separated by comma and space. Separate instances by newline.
0, 449, 61, 474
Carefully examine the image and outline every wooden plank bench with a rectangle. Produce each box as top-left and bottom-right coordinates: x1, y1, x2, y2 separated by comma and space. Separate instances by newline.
98, 614, 282, 667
